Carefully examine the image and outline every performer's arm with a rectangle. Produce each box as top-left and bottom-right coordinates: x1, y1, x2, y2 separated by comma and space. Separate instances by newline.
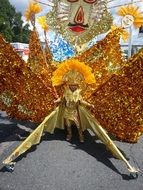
80, 98, 95, 108
54, 97, 61, 103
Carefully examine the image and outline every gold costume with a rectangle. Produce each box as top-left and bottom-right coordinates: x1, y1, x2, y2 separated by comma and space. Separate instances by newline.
1, 59, 141, 173
2, 86, 140, 173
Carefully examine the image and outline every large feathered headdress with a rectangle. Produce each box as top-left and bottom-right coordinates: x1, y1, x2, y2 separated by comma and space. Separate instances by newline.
52, 59, 96, 86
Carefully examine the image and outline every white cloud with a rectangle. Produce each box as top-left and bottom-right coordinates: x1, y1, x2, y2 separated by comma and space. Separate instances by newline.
9, 0, 50, 13
9, 0, 29, 13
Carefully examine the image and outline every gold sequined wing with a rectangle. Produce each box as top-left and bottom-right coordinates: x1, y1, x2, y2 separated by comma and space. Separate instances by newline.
88, 48, 143, 143
78, 28, 125, 95
0, 33, 56, 122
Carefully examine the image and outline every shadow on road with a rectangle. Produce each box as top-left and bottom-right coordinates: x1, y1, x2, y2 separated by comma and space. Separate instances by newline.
0, 124, 139, 180
0, 111, 37, 143
68, 128, 138, 180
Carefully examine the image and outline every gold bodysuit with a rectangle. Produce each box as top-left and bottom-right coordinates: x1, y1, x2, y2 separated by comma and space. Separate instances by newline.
63, 88, 81, 126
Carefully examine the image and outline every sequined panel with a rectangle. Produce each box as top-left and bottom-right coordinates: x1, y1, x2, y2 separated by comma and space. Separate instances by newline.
89, 49, 143, 143
78, 29, 125, 94
0, 34, 56, 122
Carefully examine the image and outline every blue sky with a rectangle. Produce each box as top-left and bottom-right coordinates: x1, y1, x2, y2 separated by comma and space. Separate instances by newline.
9, 0, 143, 44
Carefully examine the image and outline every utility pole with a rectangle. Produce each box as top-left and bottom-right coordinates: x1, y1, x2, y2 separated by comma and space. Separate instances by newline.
128, 0, 134, 58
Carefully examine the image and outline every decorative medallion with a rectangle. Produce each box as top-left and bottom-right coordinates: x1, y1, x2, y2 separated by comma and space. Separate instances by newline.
46, 0, 113, 46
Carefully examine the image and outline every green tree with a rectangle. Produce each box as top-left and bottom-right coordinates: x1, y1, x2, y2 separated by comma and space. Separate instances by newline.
22, 23, 31, 43
0, 0, 31, 43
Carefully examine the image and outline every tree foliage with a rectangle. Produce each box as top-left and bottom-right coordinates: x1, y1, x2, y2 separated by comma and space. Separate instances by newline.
0, 0, 31, 43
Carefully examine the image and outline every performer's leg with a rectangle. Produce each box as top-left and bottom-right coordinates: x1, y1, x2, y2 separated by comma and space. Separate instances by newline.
65, 119, 72, 141
75, 120, 84, 143
78, 127, 84, 143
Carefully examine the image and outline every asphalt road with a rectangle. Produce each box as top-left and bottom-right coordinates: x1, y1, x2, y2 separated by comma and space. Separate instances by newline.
0, 111, 143, 190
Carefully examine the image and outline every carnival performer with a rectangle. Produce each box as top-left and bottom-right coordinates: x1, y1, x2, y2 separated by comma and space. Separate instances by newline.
2, 59, 139, 174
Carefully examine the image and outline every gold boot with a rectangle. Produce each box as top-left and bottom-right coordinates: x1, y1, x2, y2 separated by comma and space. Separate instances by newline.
78, 128, 84, 143
66, 125, 72, 141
